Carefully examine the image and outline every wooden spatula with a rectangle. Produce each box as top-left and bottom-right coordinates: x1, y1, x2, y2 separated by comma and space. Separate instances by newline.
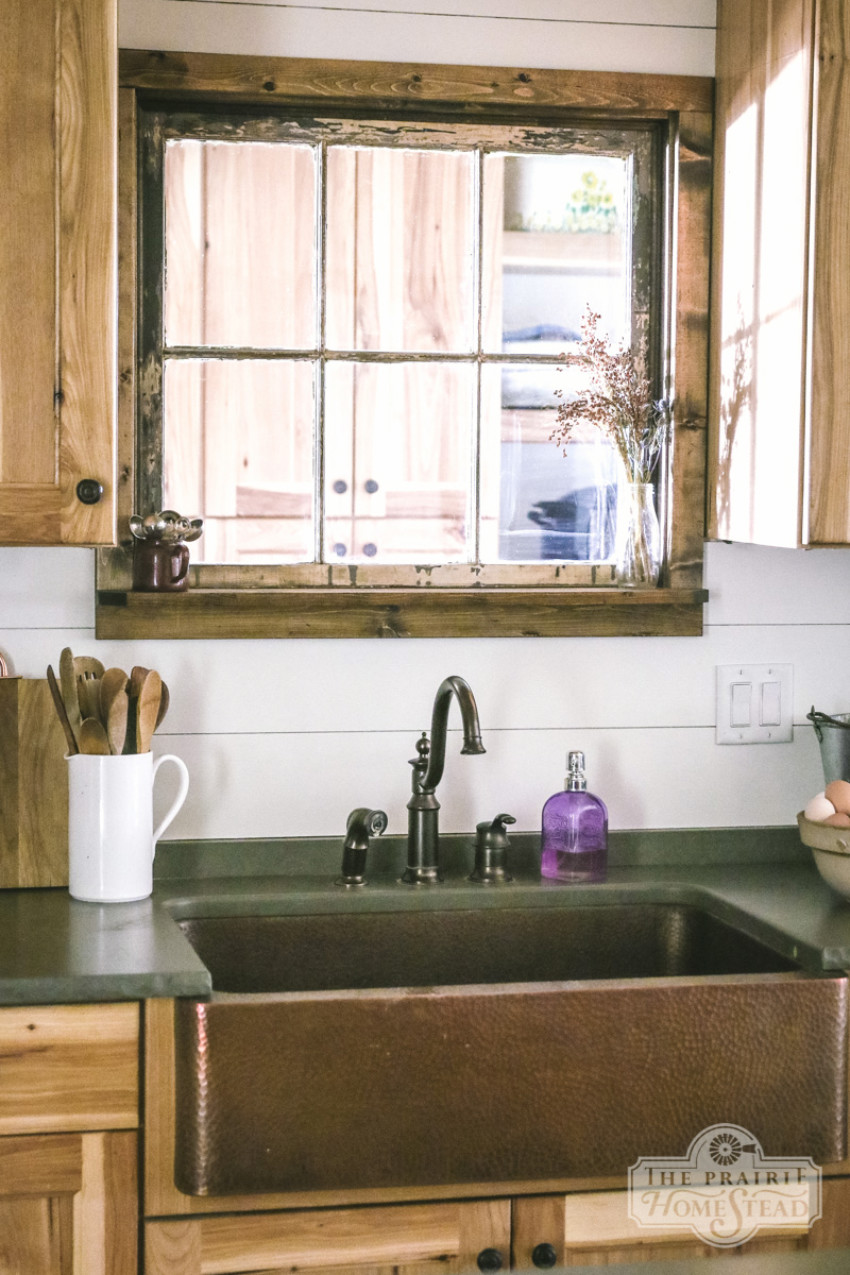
100, 667, 129, 756
135, 670, 162, 754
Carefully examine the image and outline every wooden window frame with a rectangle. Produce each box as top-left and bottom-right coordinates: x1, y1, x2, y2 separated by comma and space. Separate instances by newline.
95, 52, 712, 640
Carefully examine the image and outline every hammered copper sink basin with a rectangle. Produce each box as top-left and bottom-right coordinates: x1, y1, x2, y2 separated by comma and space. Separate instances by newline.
173, 902, 849, 1197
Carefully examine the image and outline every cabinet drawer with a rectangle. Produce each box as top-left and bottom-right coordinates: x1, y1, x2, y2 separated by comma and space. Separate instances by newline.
0, 1003, 138, 1133
145, 1199, 510, 1275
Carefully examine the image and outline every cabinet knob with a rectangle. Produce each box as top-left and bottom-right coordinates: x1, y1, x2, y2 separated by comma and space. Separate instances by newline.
76, 479, 104, 505
363, 542, 377, 557
332, 543, 347, 557
531, 1242, 558, 1268
476, 1249, 504, 1272
364, 479, 379, 493
332, 479, 348, 494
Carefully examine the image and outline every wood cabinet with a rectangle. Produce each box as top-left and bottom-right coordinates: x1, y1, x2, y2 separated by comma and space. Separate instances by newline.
709, 0, 850, 548
512, 1188, 850, 1266
0, 1003, 139, 1275
0, 0, 116, 545
143, 1181, 850, 1273
146, 1200, 510, 1275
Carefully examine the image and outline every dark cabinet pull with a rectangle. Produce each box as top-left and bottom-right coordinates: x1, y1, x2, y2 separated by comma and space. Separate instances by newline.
76, 479, 104, 505
363, 542, 377, 557
476, 1249, 504, 1272
531, 1242, 558, 1268
332, 542, 347, 557
364, 479, 379, 493
332, 479, 348, 494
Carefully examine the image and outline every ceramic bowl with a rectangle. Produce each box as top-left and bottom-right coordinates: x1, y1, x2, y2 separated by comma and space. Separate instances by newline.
797, 812, 850, 899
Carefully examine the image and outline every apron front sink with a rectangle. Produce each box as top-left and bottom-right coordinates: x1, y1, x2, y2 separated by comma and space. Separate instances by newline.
173, 902, 848, 1196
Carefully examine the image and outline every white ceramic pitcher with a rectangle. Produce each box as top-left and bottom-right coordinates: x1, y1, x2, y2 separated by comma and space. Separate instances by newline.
67, 752, 189, 902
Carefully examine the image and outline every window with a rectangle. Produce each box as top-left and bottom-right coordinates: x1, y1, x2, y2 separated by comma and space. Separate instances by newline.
97, 54, 710, 639
142, 110, 659, 576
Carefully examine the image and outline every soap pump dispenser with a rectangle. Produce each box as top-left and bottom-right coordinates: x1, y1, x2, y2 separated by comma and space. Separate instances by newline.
541, 751, 608, 883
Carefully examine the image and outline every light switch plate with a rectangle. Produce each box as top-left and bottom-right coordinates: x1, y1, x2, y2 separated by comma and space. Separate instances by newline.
716, 664, 794, 744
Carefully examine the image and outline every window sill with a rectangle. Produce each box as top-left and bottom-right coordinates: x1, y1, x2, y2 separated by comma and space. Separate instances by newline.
95, 587, 707, 640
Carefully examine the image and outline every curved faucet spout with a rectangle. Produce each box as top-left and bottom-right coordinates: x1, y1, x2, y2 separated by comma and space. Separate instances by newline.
418, 675, 485, 794
404, 675, 486, 884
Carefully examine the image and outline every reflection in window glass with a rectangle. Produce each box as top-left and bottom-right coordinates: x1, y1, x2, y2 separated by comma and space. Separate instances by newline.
480, 153, 629, 563
325, 361, 475, 563
483, 152, 628, 353
326, 147, 475, 354
480, 367, 618, 564
163, 359, 315, 563
150, 116, 654, 568
164, 140, 317, 350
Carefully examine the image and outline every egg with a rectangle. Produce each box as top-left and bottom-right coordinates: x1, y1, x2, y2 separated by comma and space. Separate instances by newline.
825, 780, 850, 814
805, 791, 838, 822
822, 812, 850, 827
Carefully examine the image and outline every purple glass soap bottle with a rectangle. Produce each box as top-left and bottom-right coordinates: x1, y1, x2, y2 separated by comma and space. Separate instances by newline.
541, 750, 608, 883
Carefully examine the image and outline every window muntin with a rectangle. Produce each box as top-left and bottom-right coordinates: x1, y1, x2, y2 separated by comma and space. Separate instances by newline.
141, 111, 662, 575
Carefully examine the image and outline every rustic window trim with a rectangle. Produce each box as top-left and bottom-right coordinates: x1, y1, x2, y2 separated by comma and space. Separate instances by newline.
95, 51, 711, 640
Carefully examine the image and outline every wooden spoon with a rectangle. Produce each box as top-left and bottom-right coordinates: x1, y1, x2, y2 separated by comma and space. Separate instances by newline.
135, 670, 162, 754
78, 717, 111, 755
59, 646, 81, 737
46, 664, 79, 755
100, 667, 129, 756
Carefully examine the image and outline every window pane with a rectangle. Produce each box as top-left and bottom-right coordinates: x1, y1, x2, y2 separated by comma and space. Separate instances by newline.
480, 365, 618, 563
482, 153, 629, 353
163, 359, 315, 563
164, 140, 317, 349
326, 147, 475, 353
324, 361, 475, 562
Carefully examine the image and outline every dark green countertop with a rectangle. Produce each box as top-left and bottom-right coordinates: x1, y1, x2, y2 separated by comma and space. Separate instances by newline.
3, 827, 850, 1006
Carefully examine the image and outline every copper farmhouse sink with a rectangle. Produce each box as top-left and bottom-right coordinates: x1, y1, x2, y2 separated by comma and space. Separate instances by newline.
173, 903, 848, 1197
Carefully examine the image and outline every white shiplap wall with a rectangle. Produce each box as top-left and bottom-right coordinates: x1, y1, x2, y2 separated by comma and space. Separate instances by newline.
6, 0, 847, 844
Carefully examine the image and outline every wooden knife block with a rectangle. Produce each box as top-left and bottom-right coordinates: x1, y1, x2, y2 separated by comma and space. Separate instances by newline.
0, 679, 68, 887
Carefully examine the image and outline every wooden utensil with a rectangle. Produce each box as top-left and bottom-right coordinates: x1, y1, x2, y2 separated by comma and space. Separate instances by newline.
100, 667, 129, 756
59, 646, 81, 737
78, 673, 101, 722
135, 670, 162, 754
74, 656, 105, 721
155, 681, 170, 731
74, 655, 105, 678
124, 666, 150, 755
78, 717, 111, 755
46, 664, 79, 755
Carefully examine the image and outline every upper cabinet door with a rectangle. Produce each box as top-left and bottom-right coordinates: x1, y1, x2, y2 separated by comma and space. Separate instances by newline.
0, 0, 116, 545
709, 0, 816, 547
709, 0, 850, 549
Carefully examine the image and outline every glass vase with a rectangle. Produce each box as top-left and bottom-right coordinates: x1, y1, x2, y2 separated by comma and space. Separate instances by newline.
615, 482, 661, 588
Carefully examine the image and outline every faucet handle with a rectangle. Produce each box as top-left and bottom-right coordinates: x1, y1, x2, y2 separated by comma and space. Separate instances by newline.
469, 813, 515, 884
336, 807, 388, 887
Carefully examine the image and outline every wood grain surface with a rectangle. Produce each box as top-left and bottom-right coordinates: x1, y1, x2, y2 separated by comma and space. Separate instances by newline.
0, 679, 69, 888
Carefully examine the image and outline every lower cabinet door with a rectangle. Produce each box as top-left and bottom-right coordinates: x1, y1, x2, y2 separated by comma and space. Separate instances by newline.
512, 1190, 817, 1267
145, 1198, 511, 1275
0, 1130, 137, 1275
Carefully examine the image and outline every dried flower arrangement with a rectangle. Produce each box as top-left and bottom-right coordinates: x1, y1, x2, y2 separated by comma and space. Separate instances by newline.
552, 306, 669, 485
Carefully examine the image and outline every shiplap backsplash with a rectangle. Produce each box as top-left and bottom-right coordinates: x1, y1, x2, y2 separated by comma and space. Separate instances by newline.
10, 0, 849, 846
118, 0, 716, 75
